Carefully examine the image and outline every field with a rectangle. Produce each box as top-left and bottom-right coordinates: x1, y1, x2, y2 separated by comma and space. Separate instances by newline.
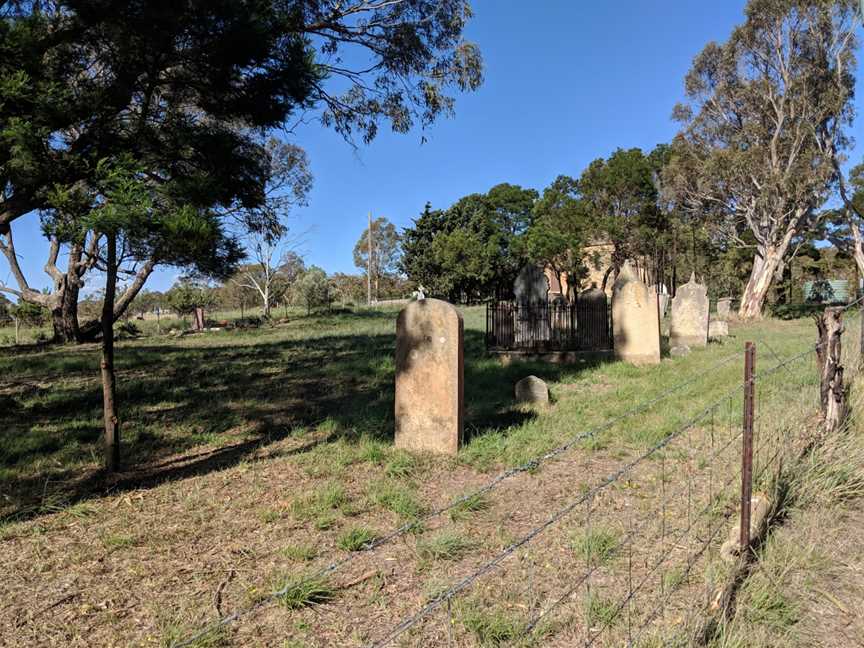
0, 306, 847, 647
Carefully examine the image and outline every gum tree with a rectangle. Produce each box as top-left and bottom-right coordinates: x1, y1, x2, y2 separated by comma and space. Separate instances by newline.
665, 0, 858, 319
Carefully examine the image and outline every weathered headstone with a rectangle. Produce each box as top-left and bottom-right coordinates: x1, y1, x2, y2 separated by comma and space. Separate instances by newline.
717, 298, 732, 320
669, 274, 709, 348
670, 345, 691, 357
515, 376, 549, 405
611, 262, 661, 365
395, 299, 464, 455
709, 320, 729, 338
513, 264, 549, 305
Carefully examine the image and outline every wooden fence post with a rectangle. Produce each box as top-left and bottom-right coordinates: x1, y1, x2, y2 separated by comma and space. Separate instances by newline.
740, 342, 756, 555
815, 306, 846, 434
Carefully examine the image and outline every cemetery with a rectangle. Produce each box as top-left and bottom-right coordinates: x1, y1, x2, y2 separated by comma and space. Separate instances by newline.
3, 1, 864, 647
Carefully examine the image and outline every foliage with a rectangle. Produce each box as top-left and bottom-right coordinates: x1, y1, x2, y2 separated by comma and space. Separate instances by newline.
400, 184, 538, 301
166, 279, 217, 317
292, 266, 331, 314
353, 217, 402, 301
9, 300, 47, 326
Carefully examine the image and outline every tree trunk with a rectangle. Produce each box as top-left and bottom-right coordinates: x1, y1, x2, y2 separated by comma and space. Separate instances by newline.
101, 234, 120, 472
738, 246, 784, 320
51, 280, 81, 343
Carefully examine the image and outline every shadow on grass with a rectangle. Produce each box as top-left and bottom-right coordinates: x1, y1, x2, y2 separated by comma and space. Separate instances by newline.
0, 325, 606, 523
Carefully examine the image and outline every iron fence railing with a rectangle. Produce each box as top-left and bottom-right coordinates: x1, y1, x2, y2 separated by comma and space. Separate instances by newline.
485, 300, 612, 353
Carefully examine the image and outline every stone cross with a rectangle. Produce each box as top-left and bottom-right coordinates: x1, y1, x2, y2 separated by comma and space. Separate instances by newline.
394, 298, 464, 455
611, 262, 661, 365
669, 273, 710, 348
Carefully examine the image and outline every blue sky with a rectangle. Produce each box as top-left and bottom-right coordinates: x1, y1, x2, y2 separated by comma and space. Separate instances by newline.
4, 0, 864, 295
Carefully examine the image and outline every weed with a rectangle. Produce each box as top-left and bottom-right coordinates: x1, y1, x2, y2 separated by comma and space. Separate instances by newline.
291, 481, 350, 528
101, 533, 135, 551
259, 508, 282, 524
337, 526, 379, 552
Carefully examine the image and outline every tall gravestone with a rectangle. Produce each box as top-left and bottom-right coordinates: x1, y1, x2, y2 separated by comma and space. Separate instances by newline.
669, 273, 710, 348
612, 262, 661, 365
395, 299, 464, 455
717, 298, 732, 320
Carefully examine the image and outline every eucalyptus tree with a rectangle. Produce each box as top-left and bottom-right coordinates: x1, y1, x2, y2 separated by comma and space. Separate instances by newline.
665, 0, 858, 319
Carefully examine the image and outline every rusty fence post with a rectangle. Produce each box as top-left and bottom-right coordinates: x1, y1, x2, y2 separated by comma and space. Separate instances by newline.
740, 342, 756, 555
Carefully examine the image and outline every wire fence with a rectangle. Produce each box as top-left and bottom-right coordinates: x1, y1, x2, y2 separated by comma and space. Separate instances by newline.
55, 300, 864, 647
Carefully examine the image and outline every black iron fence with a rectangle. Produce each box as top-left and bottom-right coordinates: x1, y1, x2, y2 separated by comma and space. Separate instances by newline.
486, 300, 612, 353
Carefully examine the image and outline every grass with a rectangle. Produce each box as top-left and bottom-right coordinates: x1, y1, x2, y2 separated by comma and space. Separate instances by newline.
417, 531, 475, 561
336, 526, 379, 551
280, 543, 318, 562
571, 527, 619, 565
367, 478, 425, 521
290, 481, 352, 529
273, 574, 335, 610
584, 593, 620, 629
449, 492, 491, 521
458, 598, 528, 647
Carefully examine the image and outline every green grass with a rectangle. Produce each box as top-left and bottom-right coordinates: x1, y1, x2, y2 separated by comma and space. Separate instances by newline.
571, 528, 619, 565
458, 601, 527, 647
367, 478, 425, 521
417, 531, 475, 561
336, 526, 379, 552
290, 481, 352, 529
584, 593, 620, 629
448, 492, 491, 521
274, 574, 335, 610
280, 543, 318, 562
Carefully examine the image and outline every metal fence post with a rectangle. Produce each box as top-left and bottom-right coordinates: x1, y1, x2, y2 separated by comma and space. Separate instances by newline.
740, 342, 756, 554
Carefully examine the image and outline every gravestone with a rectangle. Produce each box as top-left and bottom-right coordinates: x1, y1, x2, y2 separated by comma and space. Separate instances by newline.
513, 264, 548, 304
515, 376, 549, 406
669, 274, 709, 348
577, 287, 609, 351
395, 299, 464, 455
611, 262, 661, 365
709, 320, 729, 338
717, 298, 732, 320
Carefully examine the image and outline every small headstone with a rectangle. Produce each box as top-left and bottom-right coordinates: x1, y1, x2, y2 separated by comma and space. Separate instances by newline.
717, 298, 732, 320
670, 345, 691, 357
611, 262, 661, 365
513, 265, 549, 305
515, 376, 549, 405
709, 320, 729, 338
395, 299, 464, 455
669, 274, 709, 348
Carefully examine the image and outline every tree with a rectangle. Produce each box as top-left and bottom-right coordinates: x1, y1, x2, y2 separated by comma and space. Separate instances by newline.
665, 0, 858, 319
353, 217, 401, 303
232, 229, 306, 318
0, 0, 482, 341
166, 279, 217, 319
293, 266, 330, 314
522, 175, 589, 293
400, 184, 537, 301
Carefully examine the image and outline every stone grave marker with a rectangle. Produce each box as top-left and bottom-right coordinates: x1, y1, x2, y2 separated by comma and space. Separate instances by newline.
611, 262, 661, 365
709, 320, 729, 338
717, 298, 732, 320
669, 274, 709, 348
395, 299, 464, 455
515, 376, 549, 405
577, 287, 609, 351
